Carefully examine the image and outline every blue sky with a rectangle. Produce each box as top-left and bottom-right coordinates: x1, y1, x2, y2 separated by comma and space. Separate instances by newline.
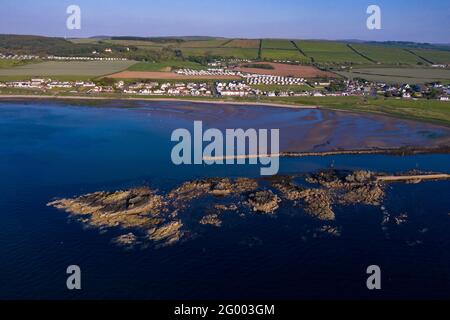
1, 0, 449, 43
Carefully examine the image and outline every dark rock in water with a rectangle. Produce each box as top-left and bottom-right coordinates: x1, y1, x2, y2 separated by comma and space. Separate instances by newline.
318, 225, 342, 237
47, 177, 259, 247
112, 233, 140, 248
307, 169, 375, 188
298, 188, 335, 221
339, 183, 384, 206
199, 214, 222, 227
168, 177, 258, 205
147, 221, 184, 247
271, 176, 335, 220
271, 177, 305, 201
395, 213, 409, 225
47, 169, 445, 249
307, 169, 384, 206
47, 187, 168, 229
247, 190, 281, 214
214, 204, 238, 212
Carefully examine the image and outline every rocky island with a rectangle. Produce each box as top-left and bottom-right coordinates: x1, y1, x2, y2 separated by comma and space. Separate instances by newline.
48, 170, 450, 248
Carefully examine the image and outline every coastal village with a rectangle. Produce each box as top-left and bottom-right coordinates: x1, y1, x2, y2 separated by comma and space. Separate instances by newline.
1, 75, 449, 101
1, 54, 449, 101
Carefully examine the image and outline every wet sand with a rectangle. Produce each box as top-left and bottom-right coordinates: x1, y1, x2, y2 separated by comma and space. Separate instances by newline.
1, 95, 450, 153
131, 102, 450, 153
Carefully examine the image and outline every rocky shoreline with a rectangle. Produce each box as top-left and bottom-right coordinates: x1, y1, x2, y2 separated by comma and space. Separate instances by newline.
48, 169, 450, 248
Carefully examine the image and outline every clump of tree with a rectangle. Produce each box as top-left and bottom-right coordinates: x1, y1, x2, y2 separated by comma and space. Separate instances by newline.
326, 80, 347, 92
93, 78, 116, 87
185, 55, 222, 66
425, 88, 441, 99
124, 47, 182, 62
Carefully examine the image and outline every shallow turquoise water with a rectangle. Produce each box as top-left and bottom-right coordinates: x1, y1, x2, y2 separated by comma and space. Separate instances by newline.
0, 100, 449, 299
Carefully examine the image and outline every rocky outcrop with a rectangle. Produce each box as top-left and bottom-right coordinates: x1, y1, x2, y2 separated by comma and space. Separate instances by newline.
298, 188, 335, 221
148, 221, 184, 247
318, 225, 341, 237
48, 187, 167, 229
47, 169, 445, 249
48, 177, 259, 247
247, 190, 281, 214
394, 213, 408, 225
112, 233, 140, 248
271, 177, 335, 220
199, 214, 222, 227
271, 177, 305, 201
168, 177, 258, 206
307, 170, 385, 206
214, 204, 238, 212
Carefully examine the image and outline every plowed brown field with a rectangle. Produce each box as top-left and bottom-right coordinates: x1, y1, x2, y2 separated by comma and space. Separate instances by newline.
234, 62, 336, 78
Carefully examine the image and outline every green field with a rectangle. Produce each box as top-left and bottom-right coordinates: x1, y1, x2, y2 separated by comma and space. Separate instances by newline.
351, 44, 425, 65
179, 47, 259, 59
0, 59, 39, 69
260, 49, 308, 61
128, 60, 203, 72
7, 35, 450, 66
69, 38, 103, 44
262, 40, 296, 50
104, 39, 166, 48
6, 35, 450, 65
0, 60, 135, 79
297, 41, 372, 65
4, 35, 450, 85
338, 67, 450, 84
177, 40, 229, 48
223, 39, 260, 48
410, 49, 450, 65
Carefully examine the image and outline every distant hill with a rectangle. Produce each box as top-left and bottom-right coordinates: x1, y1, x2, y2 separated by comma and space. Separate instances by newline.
0, 34, 127, 56
0, 34, 175, 61
362, 41, 450, 52
110, 36, 226, 42
1, 34, 450, 66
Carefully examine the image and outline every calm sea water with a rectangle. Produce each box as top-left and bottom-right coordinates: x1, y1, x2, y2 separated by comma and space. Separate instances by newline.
0, 100, 449, 300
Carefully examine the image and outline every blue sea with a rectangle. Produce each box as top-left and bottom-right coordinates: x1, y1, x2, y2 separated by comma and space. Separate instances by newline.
0, 100, 449, 300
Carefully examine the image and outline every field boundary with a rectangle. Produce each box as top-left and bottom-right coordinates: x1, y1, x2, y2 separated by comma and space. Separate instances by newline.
220, 39, 234, 47
258, 39, 263, 60
291, 41, 309, 60
346, 44, 377, 64
404, 49, 434, 65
